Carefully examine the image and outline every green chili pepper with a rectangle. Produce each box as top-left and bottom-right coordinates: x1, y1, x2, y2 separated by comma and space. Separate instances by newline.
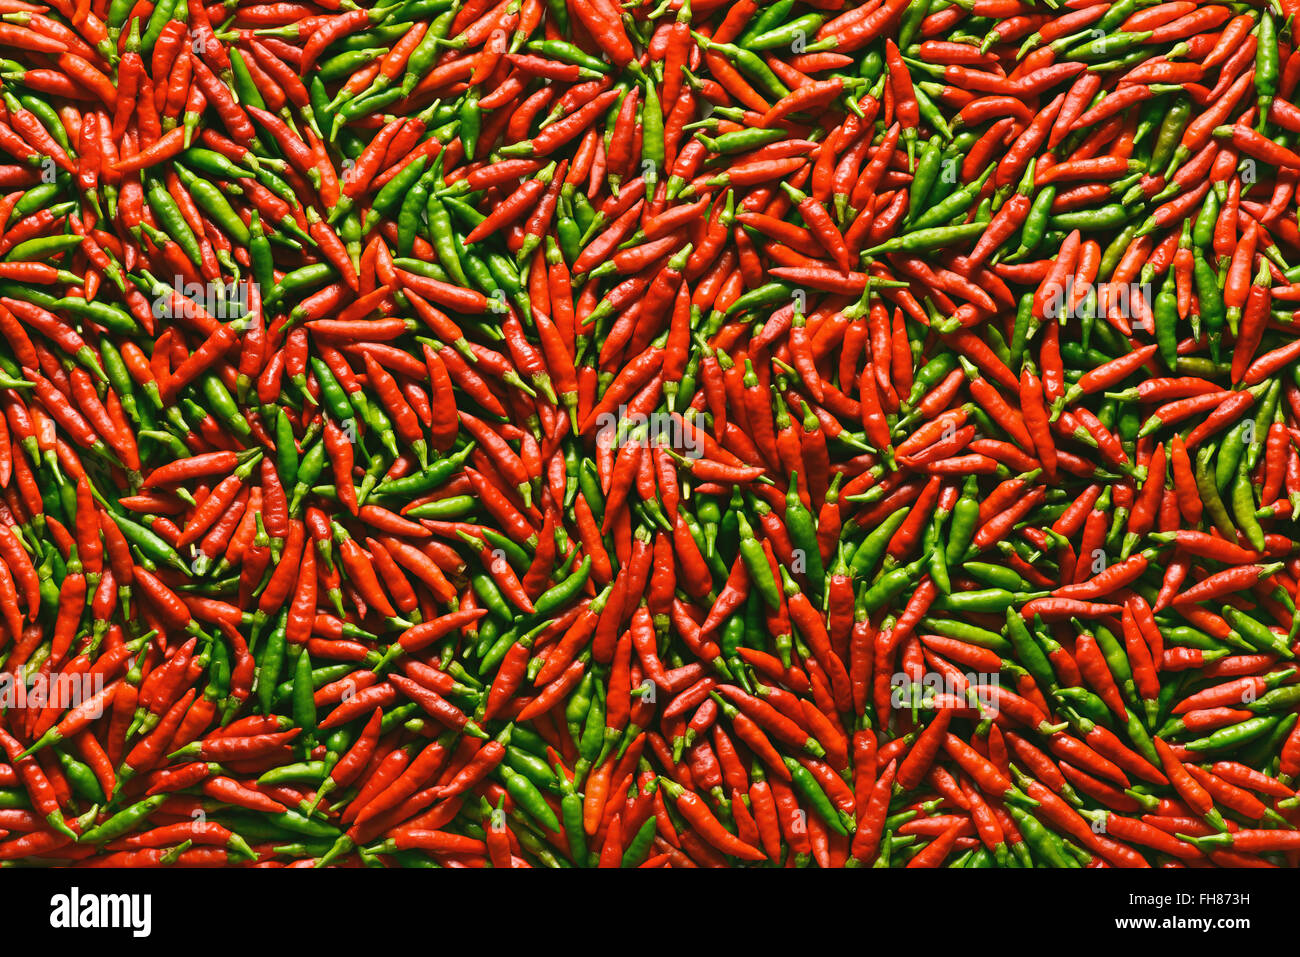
906, 136, 945, 218
865, 221, 985, 256
923, 616, 1016, 655
931, 588, 1026, 614
497, 764, 562, 832
228, 48, 268, 112
700, 39, 789, 100
110, 512, 188, 573
1257, 10, 1278, 119
145, 178, 203, 267
908, 163, 993, 231
750, 12, 826, 50
860, 557, 927, 614
140, 0, 177, 52
782, 474, 825, 600
736, 512, 781, 610
1195, 445, 1238, 538
289, 648, 318, 749
850, 507, 909, 579
783, 756, 850, 835
532, 557, 592, 619
79, 795, 169, 844
397, 163, 440, 257
1185, 715, 1280, 753
528, 39, 609, 73
1007, 805, 1077, 868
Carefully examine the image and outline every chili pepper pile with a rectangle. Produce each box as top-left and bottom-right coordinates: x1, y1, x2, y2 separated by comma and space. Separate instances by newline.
1, 0, 1300, 870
